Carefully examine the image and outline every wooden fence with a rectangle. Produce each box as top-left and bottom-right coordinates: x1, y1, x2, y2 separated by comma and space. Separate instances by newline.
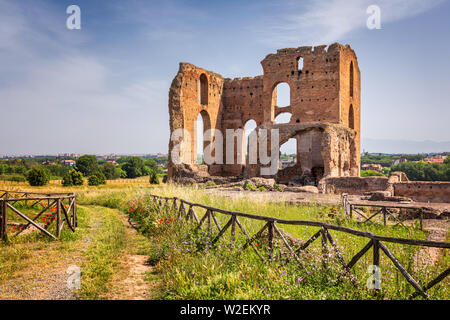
0, 190, 77, 241
341, 193, 427, 229
146, 194, 449, 299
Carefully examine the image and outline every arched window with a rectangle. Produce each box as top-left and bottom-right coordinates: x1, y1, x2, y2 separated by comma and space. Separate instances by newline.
274, 112, 292, 124
349, 61, 354, 98
273, 82, 290, 108
199, 73, 208, 105
297, 57, 303, 70
349, 104, 354, 130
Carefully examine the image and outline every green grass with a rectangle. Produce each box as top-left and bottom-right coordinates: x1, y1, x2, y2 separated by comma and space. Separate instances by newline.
124, 185, 449, 300
77, 206, 126, 300
0, 183, 447, 300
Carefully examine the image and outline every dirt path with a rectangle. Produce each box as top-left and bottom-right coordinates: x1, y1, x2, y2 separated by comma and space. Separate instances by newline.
106, 211, 160, 300
0, 205, 160, 300
0, 205, 101, 300
414, 219, 448, 271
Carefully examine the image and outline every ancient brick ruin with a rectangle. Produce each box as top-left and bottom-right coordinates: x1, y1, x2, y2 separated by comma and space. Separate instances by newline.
168, 43, 361, 186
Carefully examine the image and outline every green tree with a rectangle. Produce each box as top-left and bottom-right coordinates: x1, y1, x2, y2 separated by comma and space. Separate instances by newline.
75, 155, 99, 176
26, 167, 50, 186
122, 157, 145, 178
100, 163, 121, 180
391, 161, 449, 181
149, 170, 160, 184
62, 169, 84, 186
88, 172, 106, 186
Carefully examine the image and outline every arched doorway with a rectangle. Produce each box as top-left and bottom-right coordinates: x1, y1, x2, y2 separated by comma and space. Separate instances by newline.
280, 138, 297, 169
196, 110, 211, 164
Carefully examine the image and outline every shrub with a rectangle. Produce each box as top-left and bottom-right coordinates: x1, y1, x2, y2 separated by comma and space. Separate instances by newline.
71, 170, 84, 186
0, 174, 27, 182
162, 174, 168, 183
62, 169, 84, 186
88, 172, 106, 186
244, 183, 255, 191
149, 171, 160, 184
62, 173, 73, 186
258, 186, 266, 192
26, 167, 50, 186
100, 162, 120, 180
360, 169, 384, 177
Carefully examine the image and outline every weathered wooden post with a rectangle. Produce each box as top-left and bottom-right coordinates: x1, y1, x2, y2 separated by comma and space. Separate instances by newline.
268, 221, 274, 262
207, 210, 212, 237
382, 208, 387, 226
321, 227, 328, 269
372, 239, 380, 294
2, 194, 8, 241
0, 199, 5, 241
230, 215, 236, 245
74, 195, 78, 228
56, 197, 61, 238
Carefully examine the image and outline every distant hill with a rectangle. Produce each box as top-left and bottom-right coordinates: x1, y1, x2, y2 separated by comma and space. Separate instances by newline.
362, 138, 450, 154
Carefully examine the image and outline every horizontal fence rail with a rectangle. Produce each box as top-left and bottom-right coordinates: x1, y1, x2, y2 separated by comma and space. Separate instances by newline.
341, 193, 428, 229
0, 189, 78, 241
144, 193, 449, 299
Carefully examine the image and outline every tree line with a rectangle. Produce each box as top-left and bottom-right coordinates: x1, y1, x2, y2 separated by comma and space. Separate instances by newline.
0, 155, 167, 186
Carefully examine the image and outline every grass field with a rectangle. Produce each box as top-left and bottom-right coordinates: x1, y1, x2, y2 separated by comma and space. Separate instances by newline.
0, 180, 448, 300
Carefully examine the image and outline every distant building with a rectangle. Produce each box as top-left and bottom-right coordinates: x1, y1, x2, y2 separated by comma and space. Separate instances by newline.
280, 158, 296, 169
393, 157, 407, 166
423, 155, 447, 164
106, 160, 118, 165
361, 163, 383, 172
62, 160, 76, 167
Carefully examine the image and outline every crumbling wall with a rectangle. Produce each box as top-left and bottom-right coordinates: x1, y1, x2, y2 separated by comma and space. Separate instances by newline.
168, 43, 361, 183
393, 182, 450, 203
218, 76, 265, 176
318, 176, 390, 195
168, 63, 224, 177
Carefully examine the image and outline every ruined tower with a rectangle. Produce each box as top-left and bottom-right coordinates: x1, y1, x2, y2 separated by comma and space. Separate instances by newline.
168, 43, 361, 185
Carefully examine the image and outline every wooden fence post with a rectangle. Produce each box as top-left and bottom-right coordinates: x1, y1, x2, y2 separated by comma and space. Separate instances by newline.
56, 198, 61, 238
2, 195, 8, 241
372, 240, 380, 293
321, 227, 328, 269
230, 215, 236, 245
268, 221, 274, 261
0, 199, 6, 241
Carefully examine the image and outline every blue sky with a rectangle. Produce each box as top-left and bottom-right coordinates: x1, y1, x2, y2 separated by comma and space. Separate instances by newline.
0, 0, 449, 155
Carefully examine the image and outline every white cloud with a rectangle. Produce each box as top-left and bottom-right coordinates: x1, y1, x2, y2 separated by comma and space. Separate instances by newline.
256, 0, 445, 45
0, 0, 170, 154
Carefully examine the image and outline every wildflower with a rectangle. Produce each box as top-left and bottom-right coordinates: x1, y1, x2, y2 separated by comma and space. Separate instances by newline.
297, 277, 303, 282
